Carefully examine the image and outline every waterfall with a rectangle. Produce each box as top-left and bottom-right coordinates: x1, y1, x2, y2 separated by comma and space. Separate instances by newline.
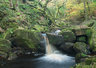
40, 33, 75, 63
44, 36, 52, 54
42, 34, 57, 54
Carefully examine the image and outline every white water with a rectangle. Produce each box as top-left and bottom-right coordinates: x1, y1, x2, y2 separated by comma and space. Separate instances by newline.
38, 33, 75, 63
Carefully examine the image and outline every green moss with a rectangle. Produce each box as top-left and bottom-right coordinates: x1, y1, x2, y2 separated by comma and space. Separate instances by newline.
10, 29, 41, 50
75, 53, 88, 63
77, 37, 86, 42
0, 39, 11, 59
75, 56, 96, 68
0, 39, 11, 51
16, 12, 21, 16
81, 53, 88, 57
60, 29, 76, 42
73, 42, 88, 54
89, 21, 96, 53
85, 57, 96, 64
85, 28, 92, 37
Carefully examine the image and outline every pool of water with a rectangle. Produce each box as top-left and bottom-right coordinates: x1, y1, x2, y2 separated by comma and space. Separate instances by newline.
3, 54, 76, 68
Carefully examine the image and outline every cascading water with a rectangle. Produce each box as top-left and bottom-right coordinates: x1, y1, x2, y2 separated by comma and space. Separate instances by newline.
43, 34, 56, 54
39, 33, 76, 64
43, 34, 52, 54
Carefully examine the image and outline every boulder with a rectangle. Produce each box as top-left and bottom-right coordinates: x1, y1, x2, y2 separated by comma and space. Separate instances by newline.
60, 42, 75, 54
0, 39, 11, 54
73, 42, 88, 54
10, 29, 45, 53
72, 26, 91, 36
47, 33, 64, 46
60, 29, 76, 42
0, 39, 12, 66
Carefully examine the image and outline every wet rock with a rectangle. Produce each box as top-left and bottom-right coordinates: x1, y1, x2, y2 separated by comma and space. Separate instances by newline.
60, 42, 75, 54
8, 52, 17, 60
47, 33, 64, 46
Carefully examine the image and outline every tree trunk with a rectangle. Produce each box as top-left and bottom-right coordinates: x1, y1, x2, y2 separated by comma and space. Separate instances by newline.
83, 0, 88, 20
9, 0, 13, 8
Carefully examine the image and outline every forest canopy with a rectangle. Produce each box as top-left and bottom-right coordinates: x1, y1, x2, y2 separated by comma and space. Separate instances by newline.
0, 0, 96, 32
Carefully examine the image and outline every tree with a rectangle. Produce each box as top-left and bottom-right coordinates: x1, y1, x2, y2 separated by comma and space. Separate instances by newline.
9, 0, 13, 8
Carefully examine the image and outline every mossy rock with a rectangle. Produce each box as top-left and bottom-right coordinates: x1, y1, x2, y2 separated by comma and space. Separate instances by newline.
8, 52, 17, 60
11, 29, 43, 51
60, 29, 76, 42
0, 39, 11, 52
47, 33, 64, 46
75, 53, 88, 63
73, 42, 88, 54
85, 57, 96, 65
72, 27, 92, 36
75, 56, 96, 68
89, 22, 96, 53
0, 39, 12, 60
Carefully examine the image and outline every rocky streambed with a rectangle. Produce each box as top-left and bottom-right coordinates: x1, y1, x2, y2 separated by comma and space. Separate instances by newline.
0, 25, 96, 68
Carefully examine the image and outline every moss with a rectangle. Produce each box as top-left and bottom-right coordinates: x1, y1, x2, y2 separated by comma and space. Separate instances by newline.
47, 33, 64, 46
77, 36, 86, 42
75, 56, 96, 68
60, 29, 76, 42
10, 29, 42, 50
81, 53, 88, 57
89, 21, 96, 53
16, 12, 21, 16
0, 39, 12, 60
73, 42, 88, 54
85, 28, 92, 37
0, 39, 11, 52
75, 53, 88, 63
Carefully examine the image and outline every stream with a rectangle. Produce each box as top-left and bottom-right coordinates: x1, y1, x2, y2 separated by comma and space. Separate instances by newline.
3, 53, 76, 68
3, 33, 76, 68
